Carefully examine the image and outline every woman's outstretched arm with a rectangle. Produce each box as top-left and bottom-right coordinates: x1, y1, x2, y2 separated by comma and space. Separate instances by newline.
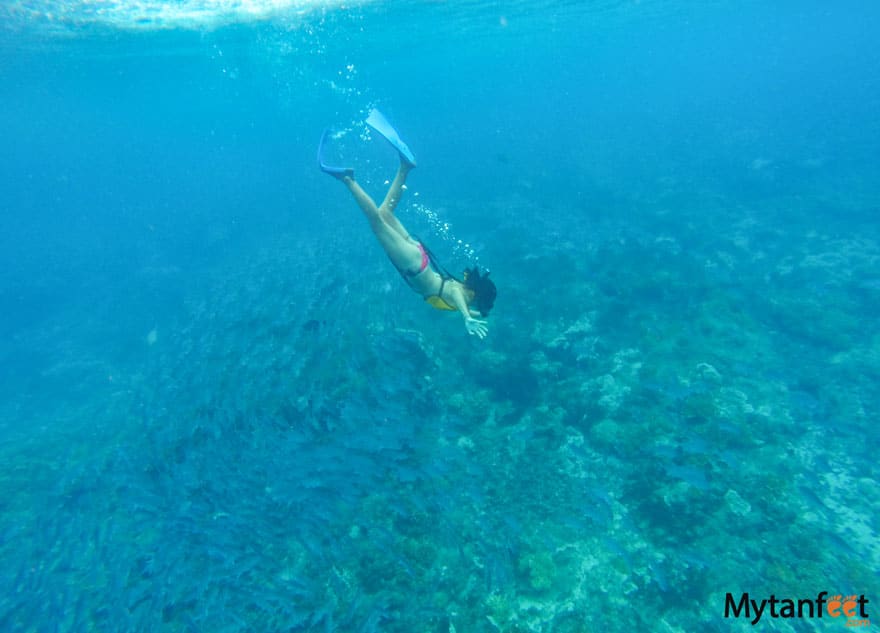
446, 285, 488, 339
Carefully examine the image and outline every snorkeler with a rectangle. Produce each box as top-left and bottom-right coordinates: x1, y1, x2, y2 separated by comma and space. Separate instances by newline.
318, 109, 496, 339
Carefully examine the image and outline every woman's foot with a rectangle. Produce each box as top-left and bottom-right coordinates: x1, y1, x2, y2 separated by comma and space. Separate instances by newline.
321, 165, 354, 180
399, 153, 416, 169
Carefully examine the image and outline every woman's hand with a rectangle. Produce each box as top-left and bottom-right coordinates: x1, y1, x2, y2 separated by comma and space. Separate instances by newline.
464, 316, 488, 339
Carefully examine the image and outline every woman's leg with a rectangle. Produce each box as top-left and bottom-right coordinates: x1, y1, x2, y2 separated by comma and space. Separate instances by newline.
340, 173, 422, 269
341, 175, 382, 224
377, 160, 416, 242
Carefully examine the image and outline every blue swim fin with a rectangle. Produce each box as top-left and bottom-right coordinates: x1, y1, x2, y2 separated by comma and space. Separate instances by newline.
366, 108, 417, 167
317, 129, 354, 179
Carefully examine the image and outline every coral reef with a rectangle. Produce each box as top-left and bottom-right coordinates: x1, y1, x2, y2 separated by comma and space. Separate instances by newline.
2, 174, 878, 632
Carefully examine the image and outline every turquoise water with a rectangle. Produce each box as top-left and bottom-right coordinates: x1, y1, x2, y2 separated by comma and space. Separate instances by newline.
1, 1, 879, 631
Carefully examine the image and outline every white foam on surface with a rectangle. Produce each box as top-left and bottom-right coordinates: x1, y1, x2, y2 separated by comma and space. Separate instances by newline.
3, 0, 373, 32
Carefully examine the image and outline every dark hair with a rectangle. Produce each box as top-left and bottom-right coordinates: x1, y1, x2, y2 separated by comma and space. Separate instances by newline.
463, 267, 496, 317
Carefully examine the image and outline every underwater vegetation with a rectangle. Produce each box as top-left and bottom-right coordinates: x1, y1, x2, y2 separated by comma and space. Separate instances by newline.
1, 179, 877, 632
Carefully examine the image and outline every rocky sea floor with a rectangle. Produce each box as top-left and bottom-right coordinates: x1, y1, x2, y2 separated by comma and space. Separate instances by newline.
1, 179, 878, 632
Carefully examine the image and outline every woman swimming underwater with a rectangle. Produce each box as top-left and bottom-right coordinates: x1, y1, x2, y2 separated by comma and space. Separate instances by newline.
318, 109, 496, 339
